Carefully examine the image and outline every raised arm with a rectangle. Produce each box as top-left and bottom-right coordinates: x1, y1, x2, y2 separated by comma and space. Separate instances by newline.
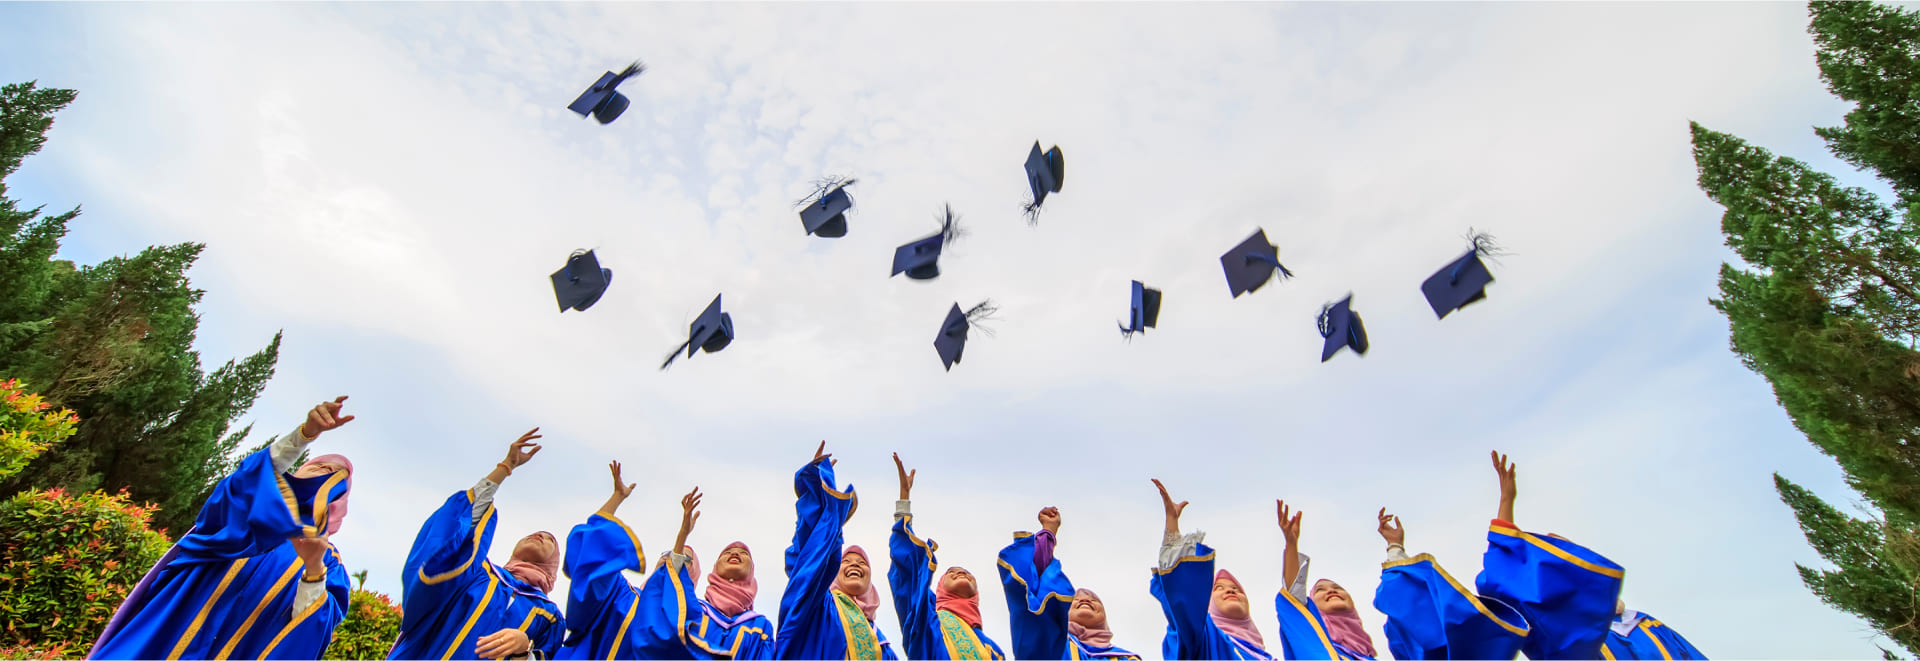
1278, 500, 1303, 591
564, 461, 645, 623
1378, 508, 1408, 562
777, 442, 859, 654
406, 430, 541, 592
1492, 451, 1517, 525
176, 397, 357, 564
1149, 479, 1222, 659
888, 453, 942, 661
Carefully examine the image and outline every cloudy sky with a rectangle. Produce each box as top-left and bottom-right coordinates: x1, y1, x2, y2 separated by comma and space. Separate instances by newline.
0, 1, 1905, 658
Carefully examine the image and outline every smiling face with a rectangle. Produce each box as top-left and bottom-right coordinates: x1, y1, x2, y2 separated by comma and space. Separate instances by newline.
715, 545, 754, 581
1212, 578, 1249, 620
836, 551, 871, 596
512, 531, 557, 565
1069, 591, 1107, 629
1311, 579, 1355, 614
940, 567, 977, 598
292, 461, 347, 480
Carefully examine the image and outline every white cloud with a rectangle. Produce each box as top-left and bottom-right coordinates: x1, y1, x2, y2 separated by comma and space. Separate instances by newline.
0, 0, 1894, 657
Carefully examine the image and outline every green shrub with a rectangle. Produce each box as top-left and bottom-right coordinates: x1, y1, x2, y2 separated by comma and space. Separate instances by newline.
0, 379, 78, 482
323, 576, 403, 661
0, 487, 168, 655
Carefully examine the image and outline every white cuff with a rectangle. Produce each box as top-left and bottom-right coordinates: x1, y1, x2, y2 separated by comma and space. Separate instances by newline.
669, 551, 690, 573
1158, 530, 1205, 569
270, 425, 316, 474
895, 499, 911, 518
1385, 545, 1409, 563
1288, 552, 1311, 603
293, 574, 327, 613
471, 478, 500, 522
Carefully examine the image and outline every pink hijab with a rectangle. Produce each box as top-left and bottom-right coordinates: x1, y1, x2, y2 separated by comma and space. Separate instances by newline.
933, 568, 983, 630
1209, 569, 1266, 649
705, 541, 760, 617
1067, 588, 1114, 647
301, 454, 352, 536
1314, 579, 1377, 658
504, 532, 560, 594
837, 545, 880, 622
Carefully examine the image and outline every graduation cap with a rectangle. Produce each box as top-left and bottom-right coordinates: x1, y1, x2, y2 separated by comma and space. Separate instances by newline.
1318, 294, 1369, 362
891, 204, 966, 280
567, 60, 646, 125
1118, 280, 1162, 338
660, 293, 734, 370
550, 250, 613, 313
1220, 228, 1295, 298
1022, 142, 1066, 224
796, 176, 857, 238
934, 300, 999, 371
1422, 230, 1504, 320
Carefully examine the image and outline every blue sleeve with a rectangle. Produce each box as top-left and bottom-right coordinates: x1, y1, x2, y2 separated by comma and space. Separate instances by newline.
889, 514, 942, 661
775, 458, 858, 658
1152, 542, 1230, 660
171, 447, 333, 566
635, 556, 717, 659
1373, 553, 1529, 661
1653, 621, 1706, 660
1273, 588, 1341, 660
562, 513, 645, 648
260, 548, 352, 659
996, 533, 1074, 660
1474, 523, 1623, 661
401, 490, 497, 612
531, 608, 567, 660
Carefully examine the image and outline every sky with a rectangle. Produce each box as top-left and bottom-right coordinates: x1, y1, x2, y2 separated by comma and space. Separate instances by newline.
0, 1, 1906, 658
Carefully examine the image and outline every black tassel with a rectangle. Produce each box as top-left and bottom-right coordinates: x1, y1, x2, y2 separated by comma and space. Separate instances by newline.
939, 204, 967, 245
659, 340, 692, 371
1466, 228, 1508, 263
1317, 303, 1337, 339
793, 175, 858, 210
615, 60, 646, 84
1022, 197, 1043, 226
965, 299, 999, 338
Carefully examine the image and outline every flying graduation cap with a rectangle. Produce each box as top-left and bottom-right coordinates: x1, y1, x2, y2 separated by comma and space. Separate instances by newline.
550, 249, 613, 313
1318, 294, 1369, 362
1022, 142, 1066, 224
1422, 230, 1504, 320
796, 176, 857, 238
891, 204, 966, 280
1118, 280, 1162, 339
1220, 228, 1295, 298
934, 300, 999, 371
567, 60, 646, 125
660, 293, 734, 370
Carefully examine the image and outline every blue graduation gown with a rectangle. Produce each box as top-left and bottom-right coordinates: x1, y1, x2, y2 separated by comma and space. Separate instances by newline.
691, 604, 777, 660
1372, 553, 1529, 660
90, 445, 352, 660
994, 533, 1141, 660
1474, 522, 1624, 660
555, 512, 684, 660
1601, 616, 1706, 660
773, 458, 898, 660
1148, 543, 1273, 660
888, 515, 1006, 660
1273, 589, 1373, 660
388, 489, 565, 660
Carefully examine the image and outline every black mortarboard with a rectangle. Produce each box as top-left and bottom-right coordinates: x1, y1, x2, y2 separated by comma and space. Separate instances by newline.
1022, 142, 1066, 224
1318, 294, 1369, 362
550, 250, 613, 313
1119, 280, 1162, 338
891, 204, 965, 280
660, 293, 734, 370
567, 61, 646, 125
933, 300, 999, 371
1220, 228, 1295, 298
796, 177, 857, 238
1421, 232, 1501, 320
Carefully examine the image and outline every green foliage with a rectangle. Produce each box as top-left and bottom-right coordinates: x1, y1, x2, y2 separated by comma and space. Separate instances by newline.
1695, 1, 1920, 653
322, 579, 403, 661
0, 79, 283, 537
0, 379, 77, 482
0, 487, 169, 656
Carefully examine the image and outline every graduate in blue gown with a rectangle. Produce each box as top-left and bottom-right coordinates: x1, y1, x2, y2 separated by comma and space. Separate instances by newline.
995, 505, 1141, 660
624, 485, 778, 659
89, 396, 359, 661
886, 454, 1006, 660
1475, 451, 1625, 660
388, 428, 565, 660
1370, 508, 1531, 660
1146, 479, 1277, 660
554, 461, 706, 660
688, 541, 777, 659
1270, 500, 1376, 660
774, 442, 899, 660
1603, 601, 1706, 660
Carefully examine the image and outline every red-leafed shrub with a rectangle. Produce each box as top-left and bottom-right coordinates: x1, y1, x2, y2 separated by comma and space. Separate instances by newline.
322, 574, 404, 661
0, 487, 169, 657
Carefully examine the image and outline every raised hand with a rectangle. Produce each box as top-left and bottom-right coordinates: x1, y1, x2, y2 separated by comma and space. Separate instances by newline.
1378, 508, 1405, 548
1491, 450, 1517, 523
1152, 478, 1189, 536
600, 460, 637, 516
290, 535, 330, 581
300, 396, 355, 439
813, 440, 838, 469
1276, 500, 1303, 546
1038, 506, 1061, 535
893, 452, 916, 500
503, 428, 543, 471
475, 628, 531, 660
674, 486, 703, 555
